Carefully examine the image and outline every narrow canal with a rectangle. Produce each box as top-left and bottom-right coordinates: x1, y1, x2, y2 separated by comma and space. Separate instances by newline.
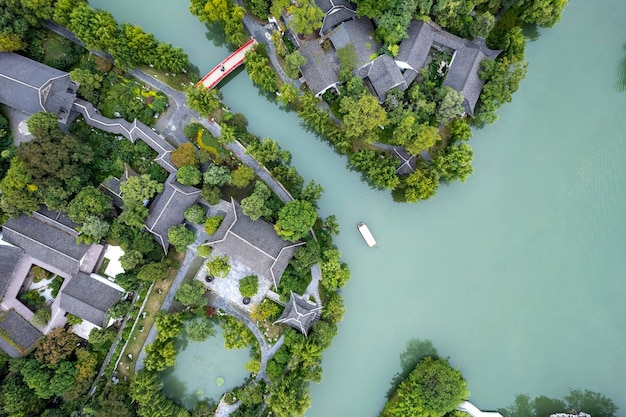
89, 0, 626, 414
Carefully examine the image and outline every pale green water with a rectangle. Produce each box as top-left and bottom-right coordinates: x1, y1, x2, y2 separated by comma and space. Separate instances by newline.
89, 0, 626, 414
160, 326, 251, 408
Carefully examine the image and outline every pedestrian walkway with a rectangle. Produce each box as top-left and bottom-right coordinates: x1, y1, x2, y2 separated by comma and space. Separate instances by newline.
197, 39, 258, 90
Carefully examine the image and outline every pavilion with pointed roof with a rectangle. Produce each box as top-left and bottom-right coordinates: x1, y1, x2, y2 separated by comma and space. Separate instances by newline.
274, 292, 321, 336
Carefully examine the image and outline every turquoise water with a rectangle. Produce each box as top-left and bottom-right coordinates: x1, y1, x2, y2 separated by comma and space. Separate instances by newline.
160, 326, 251, 408
89, 0, 626, 413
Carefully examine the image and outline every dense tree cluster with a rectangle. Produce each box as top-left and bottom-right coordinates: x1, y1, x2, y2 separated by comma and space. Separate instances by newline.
0, 328, 103, 416
381, 356, 469, 417
245, 46, 278, 93
189, 0, 247, 47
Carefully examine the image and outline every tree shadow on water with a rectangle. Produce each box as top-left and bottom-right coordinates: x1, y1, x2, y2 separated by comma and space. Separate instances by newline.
204, 23, 230, 49
385, 339, 439, 399
499, 389, 619, 417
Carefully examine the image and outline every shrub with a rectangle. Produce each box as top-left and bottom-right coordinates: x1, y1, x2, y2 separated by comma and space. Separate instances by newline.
33, 308, 51, 327
20, 290, 45, 308
184, 204, 206, 224
230, 165, 255, 188
176, 165, 202, 186
197, 245, 212, 258
168, 225, 196, 251
206, 255, 230, 279
31, 266, 51, 283
66, 314, 83, 326
204, 215, 225, 235
171, 143, 199, 168
239, 275, 258, 298
49, 276, 64, 298
184, 123, 204, 140
202, 184, 221, 205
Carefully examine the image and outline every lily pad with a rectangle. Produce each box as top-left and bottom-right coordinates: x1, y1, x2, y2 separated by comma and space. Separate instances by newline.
216, 376, 225, 387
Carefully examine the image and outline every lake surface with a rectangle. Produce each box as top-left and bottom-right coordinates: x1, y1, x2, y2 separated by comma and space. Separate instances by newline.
160, 325, 251, 408
89, 0, 626, 414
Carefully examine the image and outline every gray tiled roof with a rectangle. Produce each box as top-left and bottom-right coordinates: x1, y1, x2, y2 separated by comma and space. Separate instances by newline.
99, 177, 124, 209
396, 20, 500, 115
299, 41, 340, 97
315, 0, 354, 13
274, 292, 321, 335
358, 55, 407, 102
206, 200, 302, 288
443, 41, 498, 116
144, 173, 201, 253
2, 215, 91, 277
321, 8, 356, 35
71, 99, 177, 173
0, 52, 77, 124
0, 310, 42, 356
329, 19, 380, 68
0, 245, 24, 300
33, 208, 79, 233
60, 273, 122, 327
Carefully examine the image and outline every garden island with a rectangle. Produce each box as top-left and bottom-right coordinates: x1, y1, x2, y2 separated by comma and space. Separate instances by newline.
0, 0, 619, 416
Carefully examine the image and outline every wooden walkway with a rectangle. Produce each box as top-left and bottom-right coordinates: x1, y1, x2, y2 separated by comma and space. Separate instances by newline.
196, 38, 258, 89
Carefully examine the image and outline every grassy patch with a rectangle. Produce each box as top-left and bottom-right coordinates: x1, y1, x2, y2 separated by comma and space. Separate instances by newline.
97, 258, 111, 276
42, 32, 83, 71
115, 250, 185, 380
138, 65, 199, 92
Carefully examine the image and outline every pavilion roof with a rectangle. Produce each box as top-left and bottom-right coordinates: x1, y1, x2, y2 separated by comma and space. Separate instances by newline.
274, 292, 321, 335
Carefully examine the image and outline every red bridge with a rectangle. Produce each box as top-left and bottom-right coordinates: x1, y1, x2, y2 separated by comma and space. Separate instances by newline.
196, 38, 258, 90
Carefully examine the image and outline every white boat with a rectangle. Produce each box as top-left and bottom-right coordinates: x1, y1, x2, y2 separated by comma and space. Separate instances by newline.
357, 222, 376, 247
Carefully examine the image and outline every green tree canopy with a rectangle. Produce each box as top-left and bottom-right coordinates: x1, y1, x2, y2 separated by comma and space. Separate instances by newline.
176, 165, 202, 186
381, 356, 469, 417
437, 87, 465, 125
206, 254, 231, 278
68, 186, 112, 224
229, 165, 255, 188
137, 261, 169, 282
275, 200, 316, 242
340, 94, 387, 143
290, 0, 324, 35
432, 143, 474, 183
204, 164, 232, 187
184, 204, 206, 224
186, 317, 216, 342
239, 275, 259, 298
120, 174, 164, 205
187, 86, 221, 117
167, 225, 196, 251
175, 280, 208, 308
241, 181, 273, 221
284, 50, 307, 79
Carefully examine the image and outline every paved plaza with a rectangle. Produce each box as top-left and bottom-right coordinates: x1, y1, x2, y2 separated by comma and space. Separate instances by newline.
196, 254, 272, 314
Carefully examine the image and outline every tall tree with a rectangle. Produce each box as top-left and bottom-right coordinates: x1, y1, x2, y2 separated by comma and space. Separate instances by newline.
290, 0, 324, 35
67, 186, 112, 224
120, 174, 164, 205
340, 94, 387, 143
432, 143, 474, 183
382, 356, 469, 417
275, 200, 316, 242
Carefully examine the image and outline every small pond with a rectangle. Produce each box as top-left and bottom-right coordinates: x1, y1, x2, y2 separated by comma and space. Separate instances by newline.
160, 323, 252, 409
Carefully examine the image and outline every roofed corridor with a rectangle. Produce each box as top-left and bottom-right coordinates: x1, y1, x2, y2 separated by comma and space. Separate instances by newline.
196, 38, 258, 90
